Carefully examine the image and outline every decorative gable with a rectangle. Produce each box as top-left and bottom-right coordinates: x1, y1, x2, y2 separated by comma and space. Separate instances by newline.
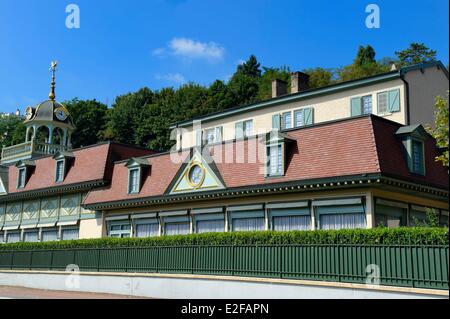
169, 148, 226, 194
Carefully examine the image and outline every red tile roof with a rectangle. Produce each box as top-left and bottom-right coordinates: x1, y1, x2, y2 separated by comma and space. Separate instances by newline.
6, 142, 156, 194
83, 116, 449, 206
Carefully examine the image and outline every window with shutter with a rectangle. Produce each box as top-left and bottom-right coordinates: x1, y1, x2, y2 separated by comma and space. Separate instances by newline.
377, 92, 388, 114
388, 89, 400, 112
55, 160, 65, 182
128, 168, 140, 194
272, 114, 281, 130
281, 112, 292, 130
294, 110, 303, 127
235, 122, 244, 139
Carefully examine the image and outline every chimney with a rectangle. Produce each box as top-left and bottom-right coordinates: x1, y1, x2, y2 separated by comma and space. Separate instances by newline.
291, 72, 310, 94
272, 79, 288, 98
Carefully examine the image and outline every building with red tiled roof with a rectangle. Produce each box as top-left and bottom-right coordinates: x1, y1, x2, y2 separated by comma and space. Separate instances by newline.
1, 61, 449, 243
82, 115, 448, 239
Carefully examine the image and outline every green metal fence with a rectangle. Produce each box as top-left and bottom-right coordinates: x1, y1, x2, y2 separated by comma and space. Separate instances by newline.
0, 244, 448, 290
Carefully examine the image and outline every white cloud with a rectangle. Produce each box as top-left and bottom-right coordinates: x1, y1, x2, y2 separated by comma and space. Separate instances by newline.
152, 37, 225, 61
155, 73, 186, 84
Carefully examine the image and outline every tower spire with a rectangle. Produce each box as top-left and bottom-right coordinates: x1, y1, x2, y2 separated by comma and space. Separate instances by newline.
49, 61, 58, 101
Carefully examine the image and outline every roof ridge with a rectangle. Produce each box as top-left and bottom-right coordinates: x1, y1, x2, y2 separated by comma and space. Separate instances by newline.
368, 116, 382, 174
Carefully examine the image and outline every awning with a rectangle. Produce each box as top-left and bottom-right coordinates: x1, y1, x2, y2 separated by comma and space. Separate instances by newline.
266, 201, 308, 209
228, 204, 264, 212
57, 220, 79, 226
191, 207, 223, 215
131, 212, 157, 219
20, 224, 38, 229
160, 210, 188, 217
2, 225, 19, 231
105, 215, 129, 221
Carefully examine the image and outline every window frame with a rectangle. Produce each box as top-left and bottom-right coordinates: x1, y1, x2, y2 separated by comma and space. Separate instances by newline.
361, 95, 373, 115
411, 139, 425, 176
377, 91, 389, 115
108, 220, 132, 238
17, 168, 26, 189
266, 143, 285, 177
128, 167, 141, 194
55, 159, 65, 183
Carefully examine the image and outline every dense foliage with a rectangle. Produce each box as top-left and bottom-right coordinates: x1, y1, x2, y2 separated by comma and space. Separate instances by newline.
428, 93, 449, 167
1, 227, 448, 251
0, 43, 443, 155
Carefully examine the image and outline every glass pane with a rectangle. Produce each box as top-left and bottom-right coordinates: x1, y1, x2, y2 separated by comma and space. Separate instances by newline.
196, 220, 225, 233
294, 110, 303, 127
244, 120, 253, 137
320, 213, 366, 230
24, 231, 39, 242
164, 222, 190, 236
136, 223, 159, 238
378, 92, 388, 114
62, 228, 79, 240
232, 218, 265, 232
362, 96, 372, 114
7, 232, 21, 243
273, 215, 311, 231
282, 112, 292, 129
42, 230, 58, 242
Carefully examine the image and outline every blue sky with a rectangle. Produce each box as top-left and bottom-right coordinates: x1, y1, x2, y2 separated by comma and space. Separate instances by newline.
0, 0, 448, 113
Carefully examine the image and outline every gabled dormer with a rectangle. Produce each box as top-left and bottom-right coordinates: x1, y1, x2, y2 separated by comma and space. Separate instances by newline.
168, 147, 225, 194
263, 131, 295, 178
15, 160, 35, 189
125, 158, 151, 194
395, 124, 428, 176
53, 151, 75, 183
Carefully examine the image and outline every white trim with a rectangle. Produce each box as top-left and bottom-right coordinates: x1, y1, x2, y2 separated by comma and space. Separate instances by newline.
37, 222, 57, 228
131, 213, 157, 219
105, 215, 130, 221
2, 226, 19, 231
20, 224, 38, 229
57, 221, 78, 226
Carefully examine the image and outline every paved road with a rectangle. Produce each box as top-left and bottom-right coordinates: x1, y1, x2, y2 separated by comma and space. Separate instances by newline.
0, 286, 147, 299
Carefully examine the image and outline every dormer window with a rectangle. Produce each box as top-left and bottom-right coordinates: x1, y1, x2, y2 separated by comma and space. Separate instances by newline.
129, 168, 140, 194
264, 131, 295, 178
55, 160, 65, 182
18, 168, 26, 188
15, 160, 35, 189
52, 151, 74, 183
395, 125, 427, 176
125, 158, 150, 195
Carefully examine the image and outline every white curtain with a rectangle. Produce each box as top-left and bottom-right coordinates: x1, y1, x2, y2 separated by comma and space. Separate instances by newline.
61, 228, 79, 240
232, 218, 265, 232
320, 213, 366, 230
24, 231, 39, 242
136, 223, 159, 238
273, 216, 311, 231
7, 232, 21, 243
196, 220, 225, 233
165, 222, 190, 236
42, 230, 58, 242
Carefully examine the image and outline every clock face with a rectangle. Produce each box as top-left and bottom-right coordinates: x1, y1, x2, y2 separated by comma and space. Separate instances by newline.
25, 107, 34, 120
54, 107, 68, 121
188, 164, 204, 187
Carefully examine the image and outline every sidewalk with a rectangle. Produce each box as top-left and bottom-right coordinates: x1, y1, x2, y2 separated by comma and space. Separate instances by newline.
0, 286, 148, 299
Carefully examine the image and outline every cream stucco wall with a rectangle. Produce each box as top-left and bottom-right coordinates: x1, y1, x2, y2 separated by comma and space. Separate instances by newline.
177, 79, 407, 149
79, 217, 104, 239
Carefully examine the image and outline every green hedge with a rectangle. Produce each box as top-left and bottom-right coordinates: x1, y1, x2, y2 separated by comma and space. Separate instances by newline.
1, 227, 448, 251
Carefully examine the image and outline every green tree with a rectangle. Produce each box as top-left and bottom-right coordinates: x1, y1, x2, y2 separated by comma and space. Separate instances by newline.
395, 43, 437, 67
228, 55, 262, 106
337, 45, 390, 82
303, 67, 335, 89
257, 66, 291, 100
428, 93, 449, 167
64, 98, 108, 148
0, 115, 25, 151
104, 87, 154, 145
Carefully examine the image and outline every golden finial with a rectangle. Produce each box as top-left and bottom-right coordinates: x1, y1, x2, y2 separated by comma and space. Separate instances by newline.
49, 61, 58, 101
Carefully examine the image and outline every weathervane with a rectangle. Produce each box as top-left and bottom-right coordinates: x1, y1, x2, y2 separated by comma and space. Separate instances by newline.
49, 60, 58, 101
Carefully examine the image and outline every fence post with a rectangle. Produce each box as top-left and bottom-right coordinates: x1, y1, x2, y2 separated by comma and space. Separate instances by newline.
10, 250, 14, 270
410, 245, 415, 288
337, 245, 341, 283
156, 247, 160, 274
49, 249, 54, 270
232, 245, 235, 276
191, 246, 195, 274
125, 247, 130, 273
29, 250, 33, 271
97, 249, 101, 272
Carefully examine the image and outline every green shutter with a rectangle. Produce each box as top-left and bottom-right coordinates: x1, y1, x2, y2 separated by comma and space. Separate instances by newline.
388, 89, 400, 112
303, 108, 314, 125
272, 114, 281, 130
235, 122, 244, 139
351, 98, 362, 116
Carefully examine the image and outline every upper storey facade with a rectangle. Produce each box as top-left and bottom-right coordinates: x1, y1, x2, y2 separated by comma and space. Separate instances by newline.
171, 61, 449, 150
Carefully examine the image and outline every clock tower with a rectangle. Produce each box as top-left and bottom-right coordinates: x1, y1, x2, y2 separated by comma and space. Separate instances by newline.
1, 62, 75, 165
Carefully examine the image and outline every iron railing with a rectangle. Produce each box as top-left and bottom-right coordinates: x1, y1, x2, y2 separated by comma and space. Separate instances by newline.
0, 244, 448, 290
